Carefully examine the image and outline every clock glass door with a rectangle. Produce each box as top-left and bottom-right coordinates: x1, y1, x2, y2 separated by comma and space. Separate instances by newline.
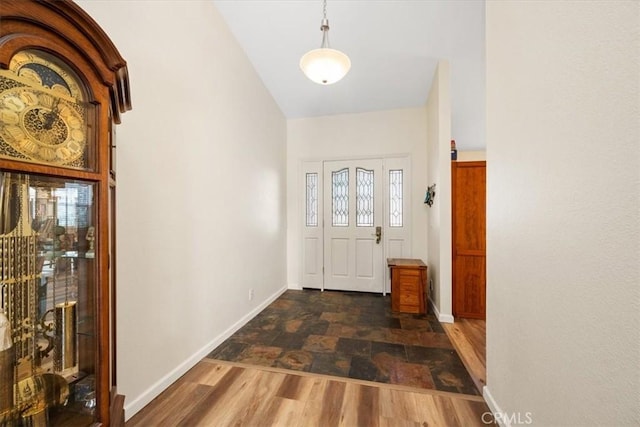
0, 171, 98, 426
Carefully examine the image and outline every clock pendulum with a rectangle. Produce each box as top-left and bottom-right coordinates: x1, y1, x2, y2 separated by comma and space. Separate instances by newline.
54, 299, 76, 372
54, 189, 77, 374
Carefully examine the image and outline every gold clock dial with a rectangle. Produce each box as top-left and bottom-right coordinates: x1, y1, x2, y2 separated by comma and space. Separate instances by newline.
0, 50, 89, 169
0, 84, 86, 165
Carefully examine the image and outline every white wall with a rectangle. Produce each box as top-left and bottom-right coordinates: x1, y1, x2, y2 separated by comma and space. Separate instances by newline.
485, 1, 640, 425
450, 2, 486, 152
457, 150, 486, 162
287, 108, 428, 288
77, 1, 287, 419
426, 61, 453, 322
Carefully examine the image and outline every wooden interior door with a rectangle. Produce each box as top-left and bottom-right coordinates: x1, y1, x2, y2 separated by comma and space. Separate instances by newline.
452, 161, 486, 319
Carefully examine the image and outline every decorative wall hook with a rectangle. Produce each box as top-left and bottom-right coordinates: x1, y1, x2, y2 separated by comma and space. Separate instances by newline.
424, 184, 436, 207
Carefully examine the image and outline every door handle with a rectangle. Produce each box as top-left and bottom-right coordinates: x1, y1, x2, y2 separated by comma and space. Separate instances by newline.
374, 226, 381, 244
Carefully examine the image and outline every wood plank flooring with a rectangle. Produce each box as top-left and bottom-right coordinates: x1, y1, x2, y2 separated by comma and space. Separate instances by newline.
126, 359, 494, 427
442, 319, 486, 392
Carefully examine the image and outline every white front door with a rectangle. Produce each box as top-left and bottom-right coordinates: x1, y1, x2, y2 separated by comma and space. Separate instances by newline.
323, 159, 384, 293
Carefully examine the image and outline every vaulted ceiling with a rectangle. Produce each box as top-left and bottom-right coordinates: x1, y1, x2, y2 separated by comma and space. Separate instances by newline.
214, 0, 486, 150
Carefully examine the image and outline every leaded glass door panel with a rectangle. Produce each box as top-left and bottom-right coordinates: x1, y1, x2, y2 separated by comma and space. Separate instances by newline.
301, 161, 323, 288
323, 159, 384, 293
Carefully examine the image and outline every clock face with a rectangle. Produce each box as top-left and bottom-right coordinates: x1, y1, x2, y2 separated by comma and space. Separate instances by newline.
0, 50, 90, 169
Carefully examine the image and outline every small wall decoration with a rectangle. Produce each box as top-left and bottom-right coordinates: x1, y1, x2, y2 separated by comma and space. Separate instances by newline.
424, 184, 436, 207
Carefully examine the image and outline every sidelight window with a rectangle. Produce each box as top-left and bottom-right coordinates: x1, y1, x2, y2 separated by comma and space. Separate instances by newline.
389, 169, 403, 227
305, 173, 318, 227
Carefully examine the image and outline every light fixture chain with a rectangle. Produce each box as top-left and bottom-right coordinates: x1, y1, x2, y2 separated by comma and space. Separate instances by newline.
301, 0, 351, 85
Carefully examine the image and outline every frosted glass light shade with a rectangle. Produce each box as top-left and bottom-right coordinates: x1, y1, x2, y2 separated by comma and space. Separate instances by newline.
300, 48, 351, 85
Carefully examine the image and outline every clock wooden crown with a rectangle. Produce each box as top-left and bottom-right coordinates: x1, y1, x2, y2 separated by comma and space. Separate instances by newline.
0, 0, 131, 124
1, 0, 131, 176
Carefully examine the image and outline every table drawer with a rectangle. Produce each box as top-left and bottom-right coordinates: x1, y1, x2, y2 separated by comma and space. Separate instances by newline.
398, 268, 421, 278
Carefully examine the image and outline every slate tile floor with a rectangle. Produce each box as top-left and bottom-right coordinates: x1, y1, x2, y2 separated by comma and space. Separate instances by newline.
207, 289, 479, 395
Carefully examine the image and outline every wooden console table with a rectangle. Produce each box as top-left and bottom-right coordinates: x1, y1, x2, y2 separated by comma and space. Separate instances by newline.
387, 258, 428, 314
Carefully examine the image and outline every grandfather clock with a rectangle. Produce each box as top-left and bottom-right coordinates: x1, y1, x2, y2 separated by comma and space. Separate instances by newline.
0, 1, 131, 425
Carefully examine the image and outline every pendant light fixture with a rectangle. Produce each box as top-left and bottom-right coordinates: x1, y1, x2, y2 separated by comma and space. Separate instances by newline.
300, 0, 351, 85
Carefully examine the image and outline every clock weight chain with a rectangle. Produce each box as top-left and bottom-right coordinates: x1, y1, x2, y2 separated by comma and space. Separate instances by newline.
12, 173, 48, 426
0, 173, 14, 422
0, 173, 69, 426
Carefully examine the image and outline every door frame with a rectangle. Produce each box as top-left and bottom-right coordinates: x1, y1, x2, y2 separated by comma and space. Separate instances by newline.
300, 155, 412, 294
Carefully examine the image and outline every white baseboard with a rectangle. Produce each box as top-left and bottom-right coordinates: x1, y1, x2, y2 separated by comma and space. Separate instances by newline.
483, 386, 509, 427
123, 285, 288, 420
429, 298, 454, 323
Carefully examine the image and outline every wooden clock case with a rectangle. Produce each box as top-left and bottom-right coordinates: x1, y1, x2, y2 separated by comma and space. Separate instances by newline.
0, 1, 131, 425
